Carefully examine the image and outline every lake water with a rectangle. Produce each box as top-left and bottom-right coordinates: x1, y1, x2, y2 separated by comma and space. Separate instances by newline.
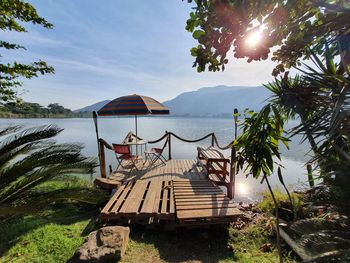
0, 117, 312, 202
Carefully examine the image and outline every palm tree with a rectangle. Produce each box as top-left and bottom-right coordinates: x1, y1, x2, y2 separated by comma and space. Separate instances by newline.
265, 43, 350, 196
0, 125, 105, 217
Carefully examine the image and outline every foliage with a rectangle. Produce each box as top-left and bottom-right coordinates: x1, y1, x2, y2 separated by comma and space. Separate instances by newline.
0, 0, 54, 102
186, 0, 350, 76
0, 125, 101, 217
266, 48, 350, 195
0, 101, 76, 118
234, 104, 289, 179
234, 104, 291, 262
289, 217, 350, 260
257, 189, 303, 215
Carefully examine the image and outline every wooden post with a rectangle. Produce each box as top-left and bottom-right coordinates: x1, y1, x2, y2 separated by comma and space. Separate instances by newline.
229, 146, 236, 199
211, 134, 215, 147
167, 131, 172, 160
99, 139, 107, 178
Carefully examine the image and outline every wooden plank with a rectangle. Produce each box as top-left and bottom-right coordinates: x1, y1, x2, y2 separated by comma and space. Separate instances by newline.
110, 182, 135, 213
177, 207, 241, 219
176, 203, 237, 211
173, 186, 220, 190
169, 181, 175, 214
174, 190, 223, 195
101, 184, 127, 214
121, 180, 147, 214
152, 180, 164, 213
176, 196, 227, 203
175, 193, 226, 199
174, 180, 215, 186
140, 180, 160, 214
176, 199, 232, 206
161, 181, 170, 214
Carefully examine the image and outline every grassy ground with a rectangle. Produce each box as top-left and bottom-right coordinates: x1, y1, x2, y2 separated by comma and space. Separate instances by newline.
0, 177, 296, 263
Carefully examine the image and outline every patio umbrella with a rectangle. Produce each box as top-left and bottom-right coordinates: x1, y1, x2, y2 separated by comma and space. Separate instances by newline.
94, 94, 169, 155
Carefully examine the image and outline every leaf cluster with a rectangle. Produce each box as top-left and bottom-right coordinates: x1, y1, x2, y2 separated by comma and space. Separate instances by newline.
0, 125, 98, 217
266, 43, 350, 194
185, 0, 350, 75
234, 104, 289, 179
0, 0, 54, 102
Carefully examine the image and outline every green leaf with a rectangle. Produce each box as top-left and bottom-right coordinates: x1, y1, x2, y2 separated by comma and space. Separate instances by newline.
192, 30, 205, 40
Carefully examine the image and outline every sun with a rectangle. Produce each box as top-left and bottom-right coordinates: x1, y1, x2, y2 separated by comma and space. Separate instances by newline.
237, 183, 248, 195
245, 31, 262, 47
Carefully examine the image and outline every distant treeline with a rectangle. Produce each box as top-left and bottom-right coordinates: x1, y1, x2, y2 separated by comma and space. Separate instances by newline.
0, 102, 90, 118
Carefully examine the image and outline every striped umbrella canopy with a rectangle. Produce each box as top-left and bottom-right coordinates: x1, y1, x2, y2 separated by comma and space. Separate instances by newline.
96, 95, 169, 154
97, 94, 169, 116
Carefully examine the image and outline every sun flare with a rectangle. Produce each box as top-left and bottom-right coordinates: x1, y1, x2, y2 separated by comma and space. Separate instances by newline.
237, 183, 248, 195
245, 31, 262, 47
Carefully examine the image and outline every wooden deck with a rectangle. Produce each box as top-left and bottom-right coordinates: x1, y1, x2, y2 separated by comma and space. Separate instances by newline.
100, 160, 242, 225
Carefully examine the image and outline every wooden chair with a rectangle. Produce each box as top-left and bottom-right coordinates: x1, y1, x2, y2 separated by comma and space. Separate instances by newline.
144, 137, 168, 168
112, 143, 141, 171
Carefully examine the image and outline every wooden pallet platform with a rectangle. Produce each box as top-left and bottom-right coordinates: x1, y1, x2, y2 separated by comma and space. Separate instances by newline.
101, 179, 175, 222
100, 160, 242, 225
173, 180, 242, 224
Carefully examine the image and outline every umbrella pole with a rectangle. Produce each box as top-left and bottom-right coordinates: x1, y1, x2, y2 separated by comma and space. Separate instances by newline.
135, 115, 138, 155
93, 111, 101, 174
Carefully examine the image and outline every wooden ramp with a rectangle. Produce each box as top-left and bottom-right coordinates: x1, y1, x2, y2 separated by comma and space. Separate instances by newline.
173, 180, 242, 224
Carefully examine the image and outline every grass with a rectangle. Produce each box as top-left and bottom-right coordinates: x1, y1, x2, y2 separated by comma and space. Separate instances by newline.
0, 177, 297, 263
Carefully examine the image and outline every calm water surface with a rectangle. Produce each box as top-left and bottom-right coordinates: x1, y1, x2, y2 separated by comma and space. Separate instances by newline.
0, 117, 312, 202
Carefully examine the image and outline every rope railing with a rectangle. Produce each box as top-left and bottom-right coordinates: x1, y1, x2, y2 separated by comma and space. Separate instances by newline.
212, 133, 233, 150
168, 131, 214, 143
147, 131, 233, 150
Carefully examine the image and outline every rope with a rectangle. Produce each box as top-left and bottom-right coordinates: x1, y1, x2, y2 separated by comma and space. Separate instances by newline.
147, 131, 233, 150
212, 134, 233, 150
169, 131, 214, 143
147, 132, 169, 144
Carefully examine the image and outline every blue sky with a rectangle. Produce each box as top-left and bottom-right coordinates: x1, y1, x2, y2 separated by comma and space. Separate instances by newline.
0, 0, 278, 110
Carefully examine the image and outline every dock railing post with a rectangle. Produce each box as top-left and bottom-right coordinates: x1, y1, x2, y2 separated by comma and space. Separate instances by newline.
211, 134, 215, 147
229, 146, 236, 199
230, 108, 239, 199
167, 131, 172, 160
99, 139, 107, 178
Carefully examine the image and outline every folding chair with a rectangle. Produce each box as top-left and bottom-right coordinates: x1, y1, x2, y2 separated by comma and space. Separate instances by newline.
112, 143, 141, 171
144, 137, 168, 168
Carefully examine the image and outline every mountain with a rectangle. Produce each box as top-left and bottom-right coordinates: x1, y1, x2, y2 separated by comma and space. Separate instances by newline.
163, 85, 271, 116
74, 100, 111, 113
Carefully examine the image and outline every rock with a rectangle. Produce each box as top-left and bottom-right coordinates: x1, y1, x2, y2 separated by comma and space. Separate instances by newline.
259, 242, 272, 252
74, 226, 130, 262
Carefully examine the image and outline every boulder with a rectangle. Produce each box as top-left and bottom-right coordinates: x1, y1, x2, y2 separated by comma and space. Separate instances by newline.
74, 226, 130, 262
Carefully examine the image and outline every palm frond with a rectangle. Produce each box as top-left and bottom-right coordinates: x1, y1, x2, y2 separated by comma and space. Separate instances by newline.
0, 125, 98, 210
0, 158, 96, 204
0, 125, 63, 158
0, 125, 22, 137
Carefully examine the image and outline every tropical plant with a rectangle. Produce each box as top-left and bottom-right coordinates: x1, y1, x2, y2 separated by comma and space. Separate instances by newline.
265, 45, 350, 196
0, 125, 104, 217
0, 0, 54, 103
234, 104, 290, 262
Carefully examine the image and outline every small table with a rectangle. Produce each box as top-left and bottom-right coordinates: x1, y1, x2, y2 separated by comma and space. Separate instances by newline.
124, 139, 147, 155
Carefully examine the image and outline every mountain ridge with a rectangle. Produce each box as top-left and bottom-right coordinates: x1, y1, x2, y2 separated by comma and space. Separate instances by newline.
74, 100, 111, 113
74, 85, 271, 116
163, 85, 270, 116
